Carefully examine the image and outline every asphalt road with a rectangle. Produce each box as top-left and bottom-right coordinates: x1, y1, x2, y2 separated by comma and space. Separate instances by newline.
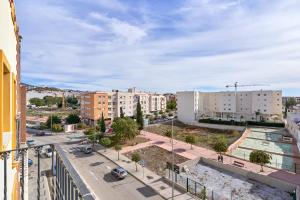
29, 133, 163, 200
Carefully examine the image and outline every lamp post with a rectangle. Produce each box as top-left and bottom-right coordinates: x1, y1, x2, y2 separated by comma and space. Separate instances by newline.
171, 118, 174, 200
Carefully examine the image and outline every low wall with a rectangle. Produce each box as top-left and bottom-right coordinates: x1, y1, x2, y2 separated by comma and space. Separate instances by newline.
227, 128, 251, 153
188, 121, 245, 131
201, 157, 248, 177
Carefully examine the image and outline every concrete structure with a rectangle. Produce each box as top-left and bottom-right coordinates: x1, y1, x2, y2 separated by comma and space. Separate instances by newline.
177, 90, 283, 123
286, 105, 300, 151
0, 0, 26, 199
80, 88, 166, 124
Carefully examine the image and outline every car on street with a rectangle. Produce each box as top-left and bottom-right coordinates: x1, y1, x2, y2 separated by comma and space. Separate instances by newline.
111, 167, 128, 179
28, 159, 33, 166
26, 139, 35, 147
35, 131, 45, 136
77, 145, 93, 154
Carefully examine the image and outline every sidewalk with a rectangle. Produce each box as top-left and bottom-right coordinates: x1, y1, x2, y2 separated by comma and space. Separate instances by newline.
96, 147, 193, 200
121, 131, 300, 186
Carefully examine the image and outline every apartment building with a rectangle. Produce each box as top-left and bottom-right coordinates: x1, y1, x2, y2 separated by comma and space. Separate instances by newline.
149, 94, 167, 112
80, 88, 166, 124
177, 90, 283, 123
0, 0, 26, 199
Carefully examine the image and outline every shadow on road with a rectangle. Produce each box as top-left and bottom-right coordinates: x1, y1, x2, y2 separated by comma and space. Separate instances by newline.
136, 186, 159, 198
154, 141, 165, 145
90, 162, 104, 167
103, 173, 120, 183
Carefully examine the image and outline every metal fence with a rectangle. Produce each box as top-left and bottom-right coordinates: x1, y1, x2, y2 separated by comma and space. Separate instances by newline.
0, 143, 95, 200
167, 169, 231, 200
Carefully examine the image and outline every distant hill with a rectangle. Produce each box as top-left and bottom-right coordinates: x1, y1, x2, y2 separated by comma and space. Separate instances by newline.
21, 83, 83, 93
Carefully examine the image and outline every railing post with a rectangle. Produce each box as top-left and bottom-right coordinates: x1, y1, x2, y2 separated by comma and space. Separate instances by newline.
186, 178, 189, 192
1, 152, 9, 200
21, 149, 26, 200
194, 181, 197, 195
35, 147, 42, 200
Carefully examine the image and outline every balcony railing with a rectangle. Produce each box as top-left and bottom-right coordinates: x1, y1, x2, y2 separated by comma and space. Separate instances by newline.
0, 143, 95, 200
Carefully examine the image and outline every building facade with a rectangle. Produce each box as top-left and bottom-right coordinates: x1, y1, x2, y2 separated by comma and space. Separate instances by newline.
80, 88, 166, 124
177, 90, 283, 123
0, 0, 26, 199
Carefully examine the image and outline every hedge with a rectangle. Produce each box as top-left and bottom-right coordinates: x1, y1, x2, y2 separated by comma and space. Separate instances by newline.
198, 119, 285, 128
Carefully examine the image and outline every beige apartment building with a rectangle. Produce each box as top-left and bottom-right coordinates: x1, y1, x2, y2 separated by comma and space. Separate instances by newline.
80, 88, 166, 124
177, 90, 283, 123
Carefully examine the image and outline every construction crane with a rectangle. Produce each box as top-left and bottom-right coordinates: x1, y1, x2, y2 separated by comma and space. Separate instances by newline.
225, 82, 269, 94
225, 82, 270, 120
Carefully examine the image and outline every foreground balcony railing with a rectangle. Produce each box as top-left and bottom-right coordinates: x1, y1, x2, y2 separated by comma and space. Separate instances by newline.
0, 143, 95, 200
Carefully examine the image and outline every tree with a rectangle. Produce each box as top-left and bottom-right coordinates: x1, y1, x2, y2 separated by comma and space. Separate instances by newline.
114, 144, 122, 160
185, 135, 196, 149
249, 150, 272, 172
66, 113, 81, 124
112, 117, 139, 143
67, 96, 78, 107
166, 100, 177, 110
164, 130, 172, 142
100, 137, 111, 152
131, 153, 141, 171
51, 124, 63, 132
120, 107, 125, 118
29, 98, 44, 107
99, 112, 106, 133
136, 99, 144, 130
46, 115, 61, 128
213, 137, 228, 155
84, 128, 95, 135
285, 98, 297, 117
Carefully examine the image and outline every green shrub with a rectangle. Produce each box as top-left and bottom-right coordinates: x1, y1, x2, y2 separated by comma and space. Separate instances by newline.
51, 124, 63, 132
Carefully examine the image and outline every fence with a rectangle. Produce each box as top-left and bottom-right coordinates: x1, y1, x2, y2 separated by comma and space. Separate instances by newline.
167, 169, 234, 200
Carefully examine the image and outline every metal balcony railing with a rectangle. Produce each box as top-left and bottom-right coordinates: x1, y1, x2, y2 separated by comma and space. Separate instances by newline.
0, 144, 95, 200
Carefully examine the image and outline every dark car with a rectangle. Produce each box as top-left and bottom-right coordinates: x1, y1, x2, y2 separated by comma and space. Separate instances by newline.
111, 167, 128, 179
35, 131, 45, 136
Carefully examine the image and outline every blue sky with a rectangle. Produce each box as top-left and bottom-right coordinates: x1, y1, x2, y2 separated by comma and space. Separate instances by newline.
15, 0, 300, 96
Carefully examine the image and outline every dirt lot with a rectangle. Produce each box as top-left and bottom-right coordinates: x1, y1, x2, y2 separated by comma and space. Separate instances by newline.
144, 121, 242, 150
124, 146, 189, 176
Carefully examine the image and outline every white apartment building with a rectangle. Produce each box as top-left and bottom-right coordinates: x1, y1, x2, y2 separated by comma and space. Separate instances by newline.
149, 94, 167, 112
177, 90, 283, 123
80, 88, 166, 122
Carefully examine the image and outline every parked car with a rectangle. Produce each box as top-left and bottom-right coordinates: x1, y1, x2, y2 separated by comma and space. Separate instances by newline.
35, 131, 45, 136
77, 145, 93, 154
45, 147, 53, 158
26, 140, 35, 147
28, 159, 33, 166
111, 167, 128, 179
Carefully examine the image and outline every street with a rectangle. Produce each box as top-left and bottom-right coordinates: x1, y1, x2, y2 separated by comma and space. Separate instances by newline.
28, 133, 163, 200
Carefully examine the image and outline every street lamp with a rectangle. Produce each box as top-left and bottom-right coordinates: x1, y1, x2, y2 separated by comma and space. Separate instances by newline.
171, 118, 174, 200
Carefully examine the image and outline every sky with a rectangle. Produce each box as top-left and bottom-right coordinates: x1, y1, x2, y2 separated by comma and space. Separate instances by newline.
15, 0, 300, 96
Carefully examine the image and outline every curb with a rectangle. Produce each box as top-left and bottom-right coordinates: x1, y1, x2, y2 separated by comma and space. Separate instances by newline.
94, 148, 168, 200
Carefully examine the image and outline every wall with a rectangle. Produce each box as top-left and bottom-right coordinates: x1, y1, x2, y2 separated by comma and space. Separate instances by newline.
188, 121, 245, 131
176, 91, 197, 123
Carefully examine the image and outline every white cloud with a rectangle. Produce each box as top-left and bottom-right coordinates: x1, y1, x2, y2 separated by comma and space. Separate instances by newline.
15, 0, 300, 95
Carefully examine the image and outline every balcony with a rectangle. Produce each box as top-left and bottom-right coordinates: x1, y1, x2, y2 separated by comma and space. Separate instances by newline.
0, 144, 95, 200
